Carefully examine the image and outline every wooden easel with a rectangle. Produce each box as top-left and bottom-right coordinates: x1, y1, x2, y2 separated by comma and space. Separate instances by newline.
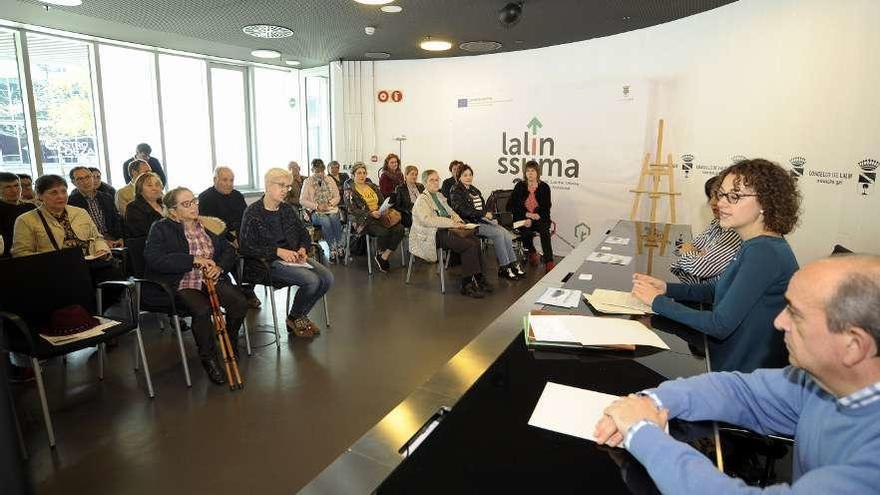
629, 119, 680, 224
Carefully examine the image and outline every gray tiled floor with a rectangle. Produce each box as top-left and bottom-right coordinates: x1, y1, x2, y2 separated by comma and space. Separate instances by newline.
13, 252, 545, 494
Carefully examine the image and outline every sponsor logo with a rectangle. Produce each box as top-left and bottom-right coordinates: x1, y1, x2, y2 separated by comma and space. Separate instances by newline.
858, 159, 878, 195
497, 116, 581, 179
680, 154, 694, 179
789, 156, 806, 180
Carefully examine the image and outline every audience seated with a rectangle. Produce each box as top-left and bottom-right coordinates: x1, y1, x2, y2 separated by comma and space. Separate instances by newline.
596, 254, 880, 494
285, 161, 306, 210
143, 186, 247, 385
116, 159, 152, 216
197, 166, 247, 243
16, 173, 36, 204
67, 166, 124, 247
327, 160, 349, 199
0, 172, 36, 257
123, 142, 167, 185
345, 162, 405, 273
240, 168, 334, 337
411, 169, 492, 298
632, 159, 801, 372
89, 167, 116, 199
393, 165, 424, 228
378, 153, 404, 197
440, 160, 462, 199
510, 160, 555, 271
300, 159, 344, 262
124, 172, 165, 238
670, 176, 742, 284
450, 164, 525, 281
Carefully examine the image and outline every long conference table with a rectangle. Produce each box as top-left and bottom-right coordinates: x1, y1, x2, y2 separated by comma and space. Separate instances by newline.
301, 219, 721, 494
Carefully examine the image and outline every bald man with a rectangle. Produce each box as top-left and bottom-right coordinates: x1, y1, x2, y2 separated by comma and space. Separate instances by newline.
595, 255, 880, 493
198, 167, 247, 241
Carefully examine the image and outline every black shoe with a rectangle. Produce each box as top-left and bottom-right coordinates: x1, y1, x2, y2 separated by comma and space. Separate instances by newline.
498, 265, 518, 281
476, 274, 494, 293
201, 358, 225, 385
513, 262, 527, 279
374, 254, 389, 273
460, 280, 485, 299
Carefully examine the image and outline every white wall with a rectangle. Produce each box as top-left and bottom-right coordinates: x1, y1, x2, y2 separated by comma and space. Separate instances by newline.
368, 0, 880, 263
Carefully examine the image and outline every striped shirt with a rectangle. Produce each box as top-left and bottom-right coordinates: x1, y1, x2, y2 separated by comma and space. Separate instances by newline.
84, 195, 108, 236
838, 381, 880, 409
470, 192, 484, 212
670, 219, 741, 284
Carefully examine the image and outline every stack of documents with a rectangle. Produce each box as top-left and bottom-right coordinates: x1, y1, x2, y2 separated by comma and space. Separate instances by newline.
40, 316, 121, 346
525, 312, 669, 350
528, 382, 619, 443
536, 287, 582, 309
586, 251, 633, 266
585, 289, 654, 315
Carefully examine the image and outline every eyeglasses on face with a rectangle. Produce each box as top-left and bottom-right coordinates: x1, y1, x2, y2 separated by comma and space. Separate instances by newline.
73, 175, 92, 183
271, 181, 293, 191
714, 189, 758, 205
174, 198, 199, 209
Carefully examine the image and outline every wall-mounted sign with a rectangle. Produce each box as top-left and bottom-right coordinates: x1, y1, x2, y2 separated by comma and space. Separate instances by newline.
378, 90, 403, 103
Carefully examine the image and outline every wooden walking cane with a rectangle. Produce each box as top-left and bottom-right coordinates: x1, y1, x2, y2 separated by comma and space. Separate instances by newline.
202, 270, 244, 390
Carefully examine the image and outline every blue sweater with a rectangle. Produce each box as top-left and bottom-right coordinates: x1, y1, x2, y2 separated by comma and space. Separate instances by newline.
652, 235, 798, 372
629, 368, 880, 494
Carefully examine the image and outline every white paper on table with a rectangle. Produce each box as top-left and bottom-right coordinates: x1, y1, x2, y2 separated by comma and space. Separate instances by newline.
600, 246, 612, 251
589, 289, 654, 314
578, 274, 593, 281
41, 316, 122, 346
378, 197, 392, 214
585, 251, 632, 266
528, 382, 619, 442
280, 261, 313, 269
604, 236, 631, 245
528, 314, 669, 349
584, 296, 648, 315
536, 287, 582, 308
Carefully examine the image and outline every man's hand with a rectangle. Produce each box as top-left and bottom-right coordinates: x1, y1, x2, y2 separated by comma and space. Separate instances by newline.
594, 415, 625, 448
596, 395, 669, 448
276, 248, 297, 263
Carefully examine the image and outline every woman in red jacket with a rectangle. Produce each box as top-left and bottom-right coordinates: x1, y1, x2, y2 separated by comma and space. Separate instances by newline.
378, 153, 404, 197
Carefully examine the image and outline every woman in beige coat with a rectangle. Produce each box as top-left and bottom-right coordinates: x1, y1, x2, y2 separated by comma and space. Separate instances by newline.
410, 169, 491, 298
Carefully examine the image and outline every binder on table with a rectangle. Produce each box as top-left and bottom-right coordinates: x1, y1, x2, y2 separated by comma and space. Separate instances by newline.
523, 311, 637, 352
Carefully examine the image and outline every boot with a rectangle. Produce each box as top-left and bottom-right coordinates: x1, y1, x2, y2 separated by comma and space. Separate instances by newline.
498, 264, 518, 281
513, 262, 526, 279
475, 274, 494, 293
460, 277, 485, 298
201, 357, 225, 385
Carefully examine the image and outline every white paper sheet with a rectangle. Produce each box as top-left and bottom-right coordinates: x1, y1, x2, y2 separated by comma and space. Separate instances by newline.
604, 236, 631, 245
513, 220, 528, 229
588, 289, 654, 314
586, 251, 633, 266
280, 261, 313, 269
528, 382, 619, 442
40, 316, 122, 346
536, 288, 582, 309
528, 314, 669, 349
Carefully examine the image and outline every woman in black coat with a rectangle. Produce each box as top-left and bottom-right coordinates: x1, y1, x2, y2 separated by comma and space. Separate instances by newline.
144, 187, 247, 385
510, 160, 554, 270
392, 165, 424, 228
124, 172, 164, 238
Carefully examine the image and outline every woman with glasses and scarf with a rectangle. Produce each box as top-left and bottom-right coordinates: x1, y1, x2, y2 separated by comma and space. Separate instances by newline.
631, 159, 800, 373
300, 159, 344, 262
143, 187, 247, 385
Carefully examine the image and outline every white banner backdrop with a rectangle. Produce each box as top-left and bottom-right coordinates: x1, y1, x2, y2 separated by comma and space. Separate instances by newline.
450, 80, 651, 256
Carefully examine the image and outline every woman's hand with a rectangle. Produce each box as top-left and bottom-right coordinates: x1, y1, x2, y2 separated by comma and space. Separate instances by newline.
370, 210, 382, 219
94, 249, 112, 260
523, 218, 533, 228
295, 248, 308, 263
631, 273, 667, 306
193, 257, 216, 270
484, 211, 493, 220
632, 273, 667, 293
527, 212, 541, 220
203, 264, 222, 280
276, 248, 298, 263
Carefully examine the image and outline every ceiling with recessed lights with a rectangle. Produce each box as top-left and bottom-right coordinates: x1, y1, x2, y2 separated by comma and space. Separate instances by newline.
9, 0, 738, 68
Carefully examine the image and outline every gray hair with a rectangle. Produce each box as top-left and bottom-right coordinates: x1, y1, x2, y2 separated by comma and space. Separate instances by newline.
214, 166, 234, 179
826, 256, 880, 348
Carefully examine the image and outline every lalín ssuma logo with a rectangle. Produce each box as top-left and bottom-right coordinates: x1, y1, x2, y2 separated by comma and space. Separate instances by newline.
497, 117, 580, 178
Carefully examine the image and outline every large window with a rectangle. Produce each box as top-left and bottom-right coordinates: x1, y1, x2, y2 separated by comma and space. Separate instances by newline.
253, 67, 300, 188
209, 65, 250, 187
99, 44, 162, 187
0, 31, 32, 176
305, 73, 331, 165
159, 54, 212, 191
27, 33, 100, 178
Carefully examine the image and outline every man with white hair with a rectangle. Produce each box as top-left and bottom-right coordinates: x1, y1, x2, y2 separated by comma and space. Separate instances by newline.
595, 254, 880, 493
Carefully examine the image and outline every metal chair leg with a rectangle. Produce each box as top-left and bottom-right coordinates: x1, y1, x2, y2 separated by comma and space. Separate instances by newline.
242, 317, 252, 356
400, 238, 407, 267
286, 287, 292, 314
268, 285, 281, 348
366, 234, 373, 275
31, 358, 56, 448
98, 343, 105, 380
406, 251, 414, 283
134, 327, 155, 398
322, 295, 331, 327
439, 249, 446, 294
172, 316, 192, 388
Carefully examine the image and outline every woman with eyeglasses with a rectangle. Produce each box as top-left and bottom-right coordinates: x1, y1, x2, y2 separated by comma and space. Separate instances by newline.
239, 168, 334, 337
143, 187, 248, 385
669, 175, 742, 284
124, 172, 165, 238
345, 162, 405, 273
631, 159, 801, 373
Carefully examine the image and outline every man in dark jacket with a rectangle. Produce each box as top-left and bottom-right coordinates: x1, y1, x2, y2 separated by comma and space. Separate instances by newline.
68, 166, 124, 246
122, 143, 167, 185
0, 172, 36, 257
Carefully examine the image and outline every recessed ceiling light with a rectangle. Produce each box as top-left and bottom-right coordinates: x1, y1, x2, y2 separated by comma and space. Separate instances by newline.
354, 0, 394, 5
420, 39, 453, 52
285, 60, 301, 66
242, 24, 294, 39
251, 49, 281, 59
39, 0, 83, 6
365, 52, 391, 59
380, 5, 402, 13
459, 41, 502, 53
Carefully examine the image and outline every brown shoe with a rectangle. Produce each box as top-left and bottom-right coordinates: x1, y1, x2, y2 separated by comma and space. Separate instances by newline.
304, 317, 321, 335
286, 316, 316, 337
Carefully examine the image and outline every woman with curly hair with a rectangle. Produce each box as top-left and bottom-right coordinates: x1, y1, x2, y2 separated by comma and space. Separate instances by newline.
631, 158, 801, 373
378, 153, 404, 197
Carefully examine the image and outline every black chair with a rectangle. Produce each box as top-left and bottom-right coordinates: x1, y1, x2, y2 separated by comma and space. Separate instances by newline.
0, 248, 151, 447
125, 236, 192, 387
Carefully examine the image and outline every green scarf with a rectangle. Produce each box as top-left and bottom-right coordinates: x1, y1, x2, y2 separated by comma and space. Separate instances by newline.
430, 192, 450, 218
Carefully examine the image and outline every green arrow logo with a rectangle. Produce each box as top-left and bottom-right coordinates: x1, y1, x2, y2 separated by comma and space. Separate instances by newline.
526, 117, 543, 134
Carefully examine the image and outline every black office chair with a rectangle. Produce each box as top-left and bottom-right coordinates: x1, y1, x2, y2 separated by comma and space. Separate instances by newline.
0, 248, 150, 447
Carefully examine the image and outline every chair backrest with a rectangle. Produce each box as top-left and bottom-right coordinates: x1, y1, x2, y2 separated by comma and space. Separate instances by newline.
125, 236, 148, 277
487, 189, 514, 214
0, 248, 95, 327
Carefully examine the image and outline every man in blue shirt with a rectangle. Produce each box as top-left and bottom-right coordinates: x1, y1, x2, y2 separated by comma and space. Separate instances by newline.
595, 255, 880, 493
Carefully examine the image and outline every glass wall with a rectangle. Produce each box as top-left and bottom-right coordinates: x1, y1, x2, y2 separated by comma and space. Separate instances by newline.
159, 54, 212, 192
253, 67, 300, 188
26, 33, 100, 179
209, 65, 250, 187
0, 31, 32, 176
305, 74, 331, 166
98, 44, 162, 188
